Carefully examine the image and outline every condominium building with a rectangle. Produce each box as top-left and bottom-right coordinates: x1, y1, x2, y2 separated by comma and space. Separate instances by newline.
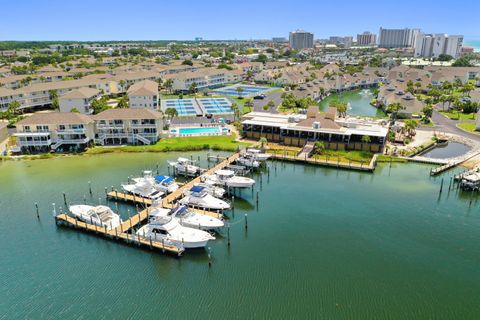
164, 68, 242, 92
127, 80, 159, 109
328, 36, 353, 48
414, 33, 464, 58
357, 32, 377, 46
15, 112, 95, 152
93, 108, 163, 146
289, 30, 314, 50
59, 87, 100, 114
378, 27, 420, 48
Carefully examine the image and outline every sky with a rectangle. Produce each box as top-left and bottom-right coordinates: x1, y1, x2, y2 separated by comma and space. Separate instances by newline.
1, 0, 479, 41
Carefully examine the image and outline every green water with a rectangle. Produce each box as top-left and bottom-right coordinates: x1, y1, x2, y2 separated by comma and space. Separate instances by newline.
1, 152, 480, 319
319, 89, 387, 118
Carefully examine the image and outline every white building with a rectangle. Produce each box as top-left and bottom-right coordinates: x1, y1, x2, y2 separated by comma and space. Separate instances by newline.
378, 27, 420, 48
357, 32, 377, 46
59, 87, 100, 114
127, 80, 159, 110
414, 33, 464, 58
289, 30, 314, 50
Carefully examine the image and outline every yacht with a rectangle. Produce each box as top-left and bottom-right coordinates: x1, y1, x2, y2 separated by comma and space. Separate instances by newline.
179, 185, 230, 210
194, 181, 226, 198
69, 204, 122, 229
246, 148, 271, 161
168, 157, 202, 176
122, 178, 164, 200
150, 205, 224, 230
236, 154, 260, 168
132, 171, 179, 194
136, 214, 215, 249
206, 170, 255, 188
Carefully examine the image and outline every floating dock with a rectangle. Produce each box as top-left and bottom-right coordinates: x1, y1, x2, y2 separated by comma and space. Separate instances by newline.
55, 152, 241, 255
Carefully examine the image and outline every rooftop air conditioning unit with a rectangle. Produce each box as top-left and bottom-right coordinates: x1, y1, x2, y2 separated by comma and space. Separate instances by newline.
313, 121, 320, 129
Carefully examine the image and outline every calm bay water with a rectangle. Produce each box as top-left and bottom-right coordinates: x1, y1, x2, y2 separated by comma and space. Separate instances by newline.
0, 152, 479, 319
319, 89, 387, 118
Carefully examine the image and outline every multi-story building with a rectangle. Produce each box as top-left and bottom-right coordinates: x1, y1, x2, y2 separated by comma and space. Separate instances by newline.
378, 27, 420, 48
329, 36, 353, 48
357, 32, 377, 46
414, 33, 464, 58
59, 87, 100, 114
93, 108, 163, 146
289, 30, 314, 50
127, 80, 158, 110
14, 112, 95, 152
164, 68, 242, 92
272, 37, 287, 43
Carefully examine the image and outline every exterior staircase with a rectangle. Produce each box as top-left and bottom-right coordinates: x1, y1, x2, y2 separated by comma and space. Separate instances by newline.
297, 141, 315, 159
135, 134, 151, 145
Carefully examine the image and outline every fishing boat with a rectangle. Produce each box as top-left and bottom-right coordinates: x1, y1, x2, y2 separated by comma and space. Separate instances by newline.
150, 205, 224, 230
179, 185, 230, 210
168, 157, 203, 176
69, 204, 122, 229
205, 169, 255, 188
246, 148, 271, 161
122, 178, 164, 200
136, 214, 215, 249
132, 171, 179, 194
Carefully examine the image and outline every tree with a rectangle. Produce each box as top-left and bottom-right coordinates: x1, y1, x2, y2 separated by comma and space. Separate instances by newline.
259, 137, 268, 148
51, 98, 59, 110
313, 141, 325, 155
361, 135, 371, 144
263, 105, 269, 111
91, 97, 110, 114
267, 100, 275, 112
119, 80, 126, 92
189, 82, 198, 94
422, 105, 433, 119
8, 101, 21, 115
462, 82, 475, 97
49, 90, 58, 101
236, 87, 244, 99
437, 54, 453, 62
70, 108, 80, 113
164, 79, 174, 93
117, 95, 129, 108
385, 102, 404, 120
404, 119, 418, 137
165, 107, 178, 120
182, 59, 193, 66
330, 100, 347, 117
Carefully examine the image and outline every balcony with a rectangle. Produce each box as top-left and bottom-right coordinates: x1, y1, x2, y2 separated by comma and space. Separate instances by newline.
56, 128, 86, 134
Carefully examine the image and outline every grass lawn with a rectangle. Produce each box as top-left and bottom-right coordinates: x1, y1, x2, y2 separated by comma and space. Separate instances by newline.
85, 134, 251, 155
268, 147, 374, 164
439, 111, 476, 120
457, 123, 480, 134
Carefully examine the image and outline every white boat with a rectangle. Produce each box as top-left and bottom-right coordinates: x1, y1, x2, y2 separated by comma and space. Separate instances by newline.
236, 154, 260, 168
246, 148, 271, 161
194, 181, 226, 198
122, 178, 164, 200
168, 157, 202, 176
132, 171, 179, 194
150, 205, 224, 230
69, 204, 122, 229
136, 214, 215, 249
206, 169, 255, 188
179, 185, 230, 210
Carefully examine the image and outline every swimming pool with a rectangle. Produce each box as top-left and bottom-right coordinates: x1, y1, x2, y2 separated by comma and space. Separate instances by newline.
213, 85, 273, 97
170, 126, 230, 136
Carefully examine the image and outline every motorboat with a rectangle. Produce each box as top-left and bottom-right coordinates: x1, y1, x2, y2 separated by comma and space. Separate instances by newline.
246, 148, 271, 161
69, 204, 122, 229
150, 205, 224, 230
179, 185, 230, 210
122, 178, 164, 200
132, 171, 179, 194
168, 157, 203, 176
136, 214, 215, 249
194, 182, 226, 198
236, 153, 260, 168
205, 170, 255, 188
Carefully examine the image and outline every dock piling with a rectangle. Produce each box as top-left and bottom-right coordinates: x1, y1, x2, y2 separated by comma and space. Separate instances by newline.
244, 214, 248, 230
35, 202, 39, 219
88, 181, 92, 195
227, 223, 230, 247
63, 192, 67, 207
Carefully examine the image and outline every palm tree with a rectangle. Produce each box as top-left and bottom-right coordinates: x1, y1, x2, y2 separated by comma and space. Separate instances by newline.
236, 87, 244, 99
164, 79, 174, 94
361, 135, 371, 150
189, 82, 198, 95
119, 80, 126, 92
259, 137, 268, 149
165, 107, 178, 120
267, 100, 275, 112
117, 95, 129, 108
8, 101, 21, 116
313, 141, 325, 155
49, 90, 58, 101
404, 119, 418, 137
386, 102, 404, 121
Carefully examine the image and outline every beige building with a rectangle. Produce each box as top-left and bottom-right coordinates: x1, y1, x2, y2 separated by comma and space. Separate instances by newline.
93, 108, 163, 145
15, 113, 95, 152
127, 80, 159, 109
59, 87, 100, 114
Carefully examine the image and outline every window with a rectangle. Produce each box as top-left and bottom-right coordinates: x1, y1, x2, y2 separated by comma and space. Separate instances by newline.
24, 126, 31, 132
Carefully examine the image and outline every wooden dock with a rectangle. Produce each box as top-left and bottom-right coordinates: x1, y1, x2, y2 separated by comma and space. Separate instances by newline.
56, 152, 241, 256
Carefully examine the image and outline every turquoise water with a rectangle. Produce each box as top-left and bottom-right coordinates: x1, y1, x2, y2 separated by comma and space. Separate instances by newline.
465, 40, 480, 52
0, 153, 479, 319
179, 127, 221, 135
319, 89, 387, 118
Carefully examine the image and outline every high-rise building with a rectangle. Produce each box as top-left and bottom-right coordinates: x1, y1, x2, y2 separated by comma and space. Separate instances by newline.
289, 30, 314, 50
414, 33, 464, 58
328, 36, 353, 48
378, 27, 420, 48
272, 37, 287, 43
357, 32, 377, 46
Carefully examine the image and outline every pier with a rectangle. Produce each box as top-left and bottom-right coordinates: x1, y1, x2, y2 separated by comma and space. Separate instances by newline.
54, 152, 241, 255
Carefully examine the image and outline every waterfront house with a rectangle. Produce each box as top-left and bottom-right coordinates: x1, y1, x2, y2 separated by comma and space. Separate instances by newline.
59, 87, 100, 114
93, 108, 163, 145
127, 80, 159, 110
14, 112, 95, 152
241, 107, 388, 152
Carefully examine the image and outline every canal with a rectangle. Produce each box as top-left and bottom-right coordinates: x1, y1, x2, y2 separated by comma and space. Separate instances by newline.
0, 152, 479, 319
319, 89, 387, 118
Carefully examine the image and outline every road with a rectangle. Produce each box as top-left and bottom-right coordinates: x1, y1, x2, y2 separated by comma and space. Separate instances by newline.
419, 110, 480, 142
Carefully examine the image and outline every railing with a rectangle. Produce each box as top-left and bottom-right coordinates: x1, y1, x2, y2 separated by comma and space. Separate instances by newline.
17, 140, 52, 147
56, 128, 86, 134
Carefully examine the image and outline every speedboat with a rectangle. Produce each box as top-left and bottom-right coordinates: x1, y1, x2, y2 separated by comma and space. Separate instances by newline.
194, 182, 226, 198
205, 170, 255, 188
179, 185, 230, 210
136, 214, 215, 249
236, 154, 260, 168
122, 178, 164, 200
150, 205, 224, 230
167, 157, 202, 176
69, 204, 121, 229
246, 148, 271, 161
132, 171, 179, 194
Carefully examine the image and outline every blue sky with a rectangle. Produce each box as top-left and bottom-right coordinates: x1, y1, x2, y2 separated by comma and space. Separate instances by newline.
1, 0, 479, 41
